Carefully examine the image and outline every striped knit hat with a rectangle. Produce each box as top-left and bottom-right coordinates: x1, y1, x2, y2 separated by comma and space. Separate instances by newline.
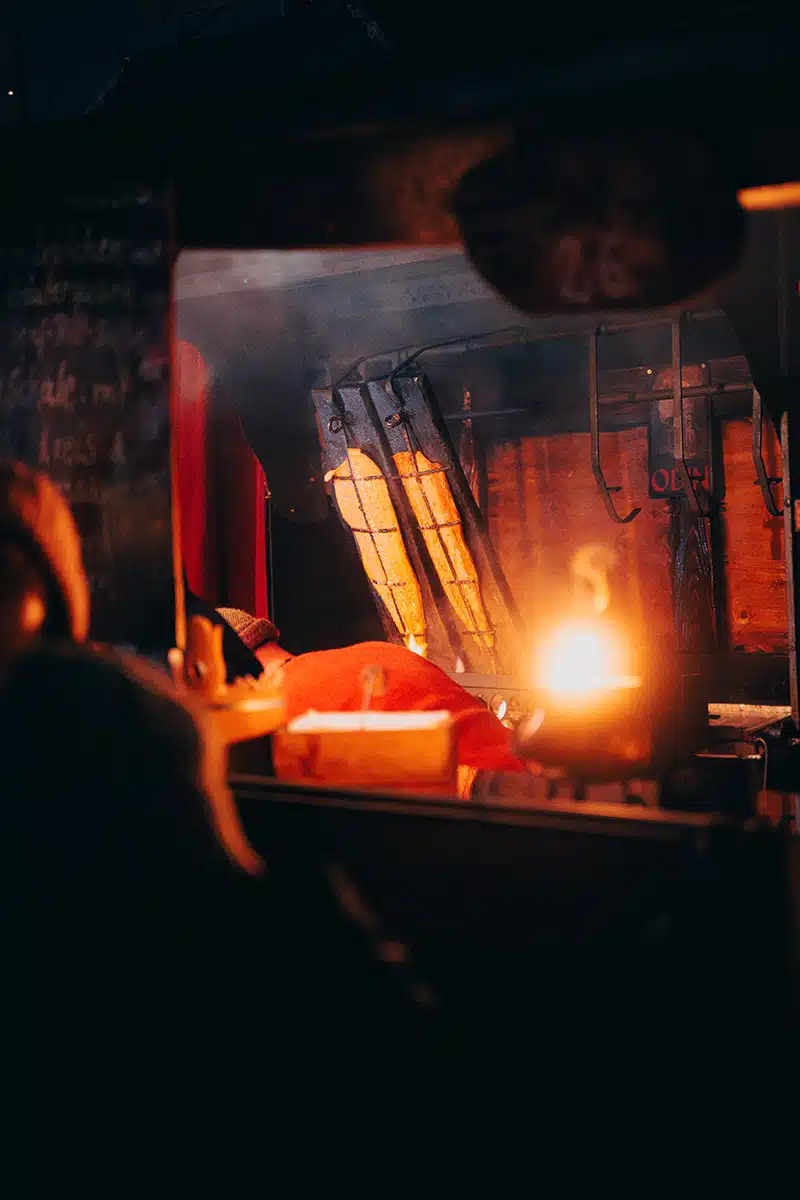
216, 607, 280, 652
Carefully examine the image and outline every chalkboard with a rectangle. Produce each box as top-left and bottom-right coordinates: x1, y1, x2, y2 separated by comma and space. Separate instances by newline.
0, 187, 177, 652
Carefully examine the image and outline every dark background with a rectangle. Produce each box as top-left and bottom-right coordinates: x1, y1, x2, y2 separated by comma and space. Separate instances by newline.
0, 1, 285, 124
2, 1, 793, 125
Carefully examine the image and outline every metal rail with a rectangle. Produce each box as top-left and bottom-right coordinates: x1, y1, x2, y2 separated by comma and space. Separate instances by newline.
588, 327, 641, 524
751, 388, 782, 517
671, 317, 710, 516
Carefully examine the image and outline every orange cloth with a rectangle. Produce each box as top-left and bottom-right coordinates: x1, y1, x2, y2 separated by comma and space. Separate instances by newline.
267, 641, 526, 774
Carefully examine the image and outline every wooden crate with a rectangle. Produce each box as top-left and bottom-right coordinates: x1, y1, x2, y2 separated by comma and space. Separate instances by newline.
273, 710, 457, 795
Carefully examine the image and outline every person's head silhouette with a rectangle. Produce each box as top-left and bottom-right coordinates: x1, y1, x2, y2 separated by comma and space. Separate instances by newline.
0, 460, 89, 671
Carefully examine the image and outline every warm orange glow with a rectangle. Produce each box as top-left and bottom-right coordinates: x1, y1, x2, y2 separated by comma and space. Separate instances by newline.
326, 449, 427, 653
406, 632, 426, 657
738, 182, 800, 211
394, 449, 494, 661
535, 620, 640, 698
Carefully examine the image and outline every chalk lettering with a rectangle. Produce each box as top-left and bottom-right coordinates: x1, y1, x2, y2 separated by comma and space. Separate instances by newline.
64, 476, 104, 503
52, 433, 98, 468
91, 383, 122, 408
40, 364, 77, 412
0, 186, 172, 649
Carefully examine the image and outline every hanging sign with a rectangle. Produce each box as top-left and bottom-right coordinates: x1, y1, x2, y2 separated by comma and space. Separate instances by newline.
647, 367, 712, 501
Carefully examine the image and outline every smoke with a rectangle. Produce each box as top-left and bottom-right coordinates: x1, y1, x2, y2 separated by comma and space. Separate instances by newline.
175, 246, 523, 523
570, 544, 617, 616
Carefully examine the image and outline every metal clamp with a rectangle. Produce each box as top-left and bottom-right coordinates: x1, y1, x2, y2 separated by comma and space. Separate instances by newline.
588, 328, 641, 524
751, 388, 782, 517
671, 318, 710, 516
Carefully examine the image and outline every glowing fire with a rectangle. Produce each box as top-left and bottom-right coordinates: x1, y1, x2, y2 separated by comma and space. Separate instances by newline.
406, 633, 426, 657
536, 620, 640, 697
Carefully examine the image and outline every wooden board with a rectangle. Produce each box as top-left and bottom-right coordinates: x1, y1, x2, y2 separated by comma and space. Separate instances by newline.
486, 428, 675, 666
273, 712, 457, 795
486, 417, 789, 669
648, 395, 711, 499
720, 417, 786, 652
0, 187, 176, 651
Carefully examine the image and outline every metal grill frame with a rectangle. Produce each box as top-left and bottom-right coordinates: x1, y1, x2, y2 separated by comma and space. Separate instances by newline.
314, 374, 525, 673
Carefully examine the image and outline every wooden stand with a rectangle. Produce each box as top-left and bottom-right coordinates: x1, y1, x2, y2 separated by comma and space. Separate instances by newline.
174, 615, 285, 745
273, 709, 457, 795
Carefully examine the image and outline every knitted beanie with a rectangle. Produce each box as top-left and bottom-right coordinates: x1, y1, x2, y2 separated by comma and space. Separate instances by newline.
216, 607, 279, 652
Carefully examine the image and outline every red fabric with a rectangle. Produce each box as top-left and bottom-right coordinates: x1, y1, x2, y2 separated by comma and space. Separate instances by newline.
216, 412, 269, 618
275, 641, 527, 772
174, 340, 211, 598
174, 339, 268, 617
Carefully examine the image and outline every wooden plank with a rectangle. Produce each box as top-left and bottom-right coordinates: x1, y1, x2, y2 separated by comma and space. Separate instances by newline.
648, 390, 711, 500
485, 428, 674, 667
273, 711, 457, 795
720, 416, 787, 652
485, 416, 790, 676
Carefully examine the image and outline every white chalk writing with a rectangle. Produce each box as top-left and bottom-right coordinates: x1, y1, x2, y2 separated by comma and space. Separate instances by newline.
554, 233, 638, 305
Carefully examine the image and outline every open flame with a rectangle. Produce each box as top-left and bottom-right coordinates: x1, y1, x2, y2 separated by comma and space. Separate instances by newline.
406, 633, 426, 657
454, 656, 465, 674
536, 620, 640, 697
533, 543, 640, 698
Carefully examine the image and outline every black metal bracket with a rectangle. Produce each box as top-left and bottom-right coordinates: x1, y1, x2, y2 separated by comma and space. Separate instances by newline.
671, 317, 711, 517
375, 375, 527, 660
588, 328, 641, 524
751, 387, 783, 517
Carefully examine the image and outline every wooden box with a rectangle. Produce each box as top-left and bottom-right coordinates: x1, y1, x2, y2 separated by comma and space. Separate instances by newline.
272, 710, 457, 795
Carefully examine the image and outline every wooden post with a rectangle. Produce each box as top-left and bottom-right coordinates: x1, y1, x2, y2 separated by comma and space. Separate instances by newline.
780, 407, 800, 727
778, 212, 800, 729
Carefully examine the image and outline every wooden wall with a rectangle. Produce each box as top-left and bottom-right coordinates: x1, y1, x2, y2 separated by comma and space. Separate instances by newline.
720, 418, 785, 652
486, 416, 787, 656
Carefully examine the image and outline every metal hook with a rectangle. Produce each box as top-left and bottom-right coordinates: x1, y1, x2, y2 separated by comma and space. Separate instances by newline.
588, 329, 641, 524
671, 318, 710, 516
751, 387, 783, 517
